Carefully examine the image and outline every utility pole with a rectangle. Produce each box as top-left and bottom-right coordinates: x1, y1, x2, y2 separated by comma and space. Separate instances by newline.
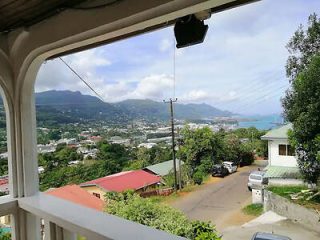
177, 136, 182, 190
163, 98, 178, 191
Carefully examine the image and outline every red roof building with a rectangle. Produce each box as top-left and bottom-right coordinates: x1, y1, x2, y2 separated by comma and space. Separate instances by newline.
80, 170, 161, 192
0, 175, 9, 194
46, 185, 104, 211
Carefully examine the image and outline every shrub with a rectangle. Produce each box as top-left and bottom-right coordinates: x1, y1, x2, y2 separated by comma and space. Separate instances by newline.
192, 221, 221, 240
105, 191, 220, 239
193, 171, 204, 185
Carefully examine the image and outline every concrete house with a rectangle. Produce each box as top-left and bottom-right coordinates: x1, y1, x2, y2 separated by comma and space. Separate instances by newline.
261, 124, 301, 185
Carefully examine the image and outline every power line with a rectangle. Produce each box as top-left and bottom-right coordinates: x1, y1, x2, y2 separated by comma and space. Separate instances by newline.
59, 57, 105, 102
232, 85, 288, 113
220, 73, 288, 108
221, 73, 286, 108
231, 82, 288, 107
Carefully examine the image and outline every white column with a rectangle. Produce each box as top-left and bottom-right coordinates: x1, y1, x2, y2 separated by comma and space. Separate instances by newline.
1, 33, 42, 240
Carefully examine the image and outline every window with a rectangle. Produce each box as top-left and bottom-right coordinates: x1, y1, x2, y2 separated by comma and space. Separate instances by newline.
93, 192, 100, 199
279, 144, 295, 156
279, 144, 287, 156
249, 175, 262, 181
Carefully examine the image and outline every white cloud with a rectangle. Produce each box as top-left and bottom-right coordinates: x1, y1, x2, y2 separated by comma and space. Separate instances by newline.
35, 0, 319, 115
159, 39, 172, 52
130, 74, 173, 100
180, 90, 210, 102
180, 90, 238, 104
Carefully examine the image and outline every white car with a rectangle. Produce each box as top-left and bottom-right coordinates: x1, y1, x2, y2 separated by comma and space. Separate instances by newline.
248, 171, 268, 191
222, 161, 237, 174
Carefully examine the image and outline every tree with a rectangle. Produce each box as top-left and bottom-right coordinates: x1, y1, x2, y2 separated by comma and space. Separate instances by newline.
178, 126, 224, 177
286, 13, 320, 81
282, 55, 320, 184
105, 191, 221, 240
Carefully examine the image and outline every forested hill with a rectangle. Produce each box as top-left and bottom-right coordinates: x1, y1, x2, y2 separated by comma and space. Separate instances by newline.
21, 90, 232, 125
113, 99, 232, 121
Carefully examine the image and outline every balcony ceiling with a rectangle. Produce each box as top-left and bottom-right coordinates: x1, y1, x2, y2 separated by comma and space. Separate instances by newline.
0, 0, 100, 33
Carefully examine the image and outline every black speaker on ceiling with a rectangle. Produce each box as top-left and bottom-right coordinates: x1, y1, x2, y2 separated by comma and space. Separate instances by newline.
174, 14, 208, 49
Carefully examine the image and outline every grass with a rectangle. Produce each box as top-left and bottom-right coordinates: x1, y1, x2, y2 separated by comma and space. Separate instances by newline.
149, 183, 204, 204
268, 185, 320, 210
150, 174, 218, 204
267, 185, 308, 198
242, 203, 264, 216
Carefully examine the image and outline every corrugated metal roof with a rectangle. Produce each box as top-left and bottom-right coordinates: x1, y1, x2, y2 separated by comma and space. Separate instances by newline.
264, 166, 301, 179
261, 123, 292, 140
144, 160, 184, 176
46, 184, 104, 211
81, 170, 161, 192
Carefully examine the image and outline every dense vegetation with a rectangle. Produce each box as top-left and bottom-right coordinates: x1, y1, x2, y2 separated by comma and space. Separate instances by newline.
39, 141, 172, 191
37, 126, 266, 191
282, 13, 320, 184
0, 158, 8, 176
178, 126, 265, 184
105, 191, 221, 240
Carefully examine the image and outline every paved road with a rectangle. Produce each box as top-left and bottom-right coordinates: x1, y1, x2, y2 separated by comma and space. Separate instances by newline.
170, 165, 257, 230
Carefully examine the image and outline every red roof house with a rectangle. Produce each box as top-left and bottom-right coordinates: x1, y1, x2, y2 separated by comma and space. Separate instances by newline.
46, 185, 104, 211
80, 170, 161, 193
0, 175, 9, 194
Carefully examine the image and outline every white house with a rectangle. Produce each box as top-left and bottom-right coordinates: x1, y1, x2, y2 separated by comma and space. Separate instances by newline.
261, 124, 302, 185
261, 123, 297, 167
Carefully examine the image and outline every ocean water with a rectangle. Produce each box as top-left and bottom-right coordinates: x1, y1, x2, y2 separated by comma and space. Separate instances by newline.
238, 114, 283, 130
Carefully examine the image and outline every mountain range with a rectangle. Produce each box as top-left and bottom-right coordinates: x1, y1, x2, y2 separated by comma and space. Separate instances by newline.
34, 90, 232, 125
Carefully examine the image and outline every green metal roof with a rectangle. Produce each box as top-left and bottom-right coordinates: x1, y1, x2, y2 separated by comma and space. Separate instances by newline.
144, 160, 184, 176
264, 166, 301, 179
261, 123, 292, 140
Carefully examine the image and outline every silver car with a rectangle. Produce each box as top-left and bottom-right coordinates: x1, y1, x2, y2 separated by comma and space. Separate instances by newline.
251, 232, 292, 240
247, 171, 268, 191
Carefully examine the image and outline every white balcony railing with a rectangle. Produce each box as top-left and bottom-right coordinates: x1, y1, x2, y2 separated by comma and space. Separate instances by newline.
1, 193, 186, 240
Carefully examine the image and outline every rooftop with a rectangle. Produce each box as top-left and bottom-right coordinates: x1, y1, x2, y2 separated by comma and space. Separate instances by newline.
80, 170, 161, 192
261, 123, 292, 140
144, 160, 184, 176
46, 184, 104, 211
264, 166, 300, 179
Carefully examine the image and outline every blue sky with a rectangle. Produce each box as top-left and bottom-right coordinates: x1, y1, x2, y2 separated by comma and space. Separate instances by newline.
36, 0, 320, 115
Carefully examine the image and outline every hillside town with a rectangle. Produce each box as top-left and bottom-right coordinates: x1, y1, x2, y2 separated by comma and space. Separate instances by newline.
0, 1, 319, 240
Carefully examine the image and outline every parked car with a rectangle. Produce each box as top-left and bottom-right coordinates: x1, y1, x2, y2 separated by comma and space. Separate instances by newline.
222, 161, 237, 173
247, 171, 268, 191
251, 232, 292, 240
212, 164, 229, 177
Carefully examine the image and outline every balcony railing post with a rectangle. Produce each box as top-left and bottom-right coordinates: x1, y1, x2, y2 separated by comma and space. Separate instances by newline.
44, 221, 76, 240
44, 221, 56, 240
62, 229, 77, 240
